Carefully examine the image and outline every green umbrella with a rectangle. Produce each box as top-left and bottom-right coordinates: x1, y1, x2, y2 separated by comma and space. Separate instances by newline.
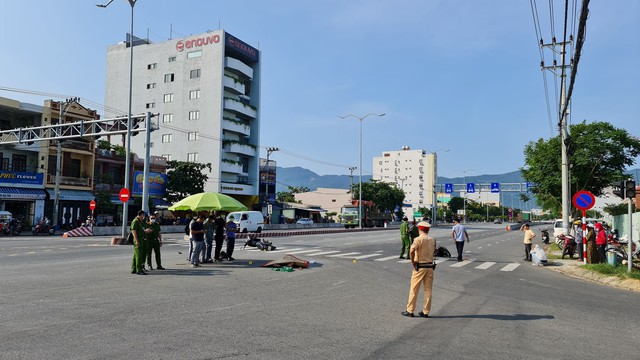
168, 192, 248, 212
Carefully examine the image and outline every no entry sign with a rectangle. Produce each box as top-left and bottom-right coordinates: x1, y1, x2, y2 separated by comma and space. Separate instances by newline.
119, 188, 130, 203
89, 200, 96, 211
572, 190, 595, 211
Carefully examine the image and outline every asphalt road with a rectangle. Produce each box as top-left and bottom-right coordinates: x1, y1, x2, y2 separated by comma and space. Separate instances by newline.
1, 224, 638, 360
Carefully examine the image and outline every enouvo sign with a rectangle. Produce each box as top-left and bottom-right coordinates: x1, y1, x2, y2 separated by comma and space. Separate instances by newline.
176, 34, 220, 52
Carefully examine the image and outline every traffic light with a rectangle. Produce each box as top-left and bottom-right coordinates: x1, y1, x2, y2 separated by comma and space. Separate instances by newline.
131, 118, 142, 137
613, 181, 625, 199
625, 180, 636, 199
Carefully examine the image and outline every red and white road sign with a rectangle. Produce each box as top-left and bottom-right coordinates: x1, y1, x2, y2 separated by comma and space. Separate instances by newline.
119, 188, 130, 203
89, 200, 96, 211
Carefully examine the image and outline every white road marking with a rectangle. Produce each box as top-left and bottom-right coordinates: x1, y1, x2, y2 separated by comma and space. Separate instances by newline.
352, 253, 382, 260
398, 259, 412, 264
450, 260, 473, 267
305, 250, 341, 256
435, 258, 451, 264
286, 249, 322, 255
475, 261, 496, 270
267, 248, 303, 253
329, 252, 361, 257
500, 263, 520, 272
374, 255, 402, 262
478, 247, 483, 249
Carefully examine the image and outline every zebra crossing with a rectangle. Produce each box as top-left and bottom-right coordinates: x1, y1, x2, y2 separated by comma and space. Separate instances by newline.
232, 245, 522, 272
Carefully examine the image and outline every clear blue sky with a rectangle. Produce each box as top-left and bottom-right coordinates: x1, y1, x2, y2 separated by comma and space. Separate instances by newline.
1, 0, 638, 178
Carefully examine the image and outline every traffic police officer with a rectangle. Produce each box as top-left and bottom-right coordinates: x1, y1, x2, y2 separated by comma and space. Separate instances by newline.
131, 210, 150, 275
145, 213, 164, 270
402, 221, 436, 318
399, 217, 410, 259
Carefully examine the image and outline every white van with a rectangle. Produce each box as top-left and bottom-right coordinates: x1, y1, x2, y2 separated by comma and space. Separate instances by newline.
553, 218, 605, 238
226, 211, 265, 233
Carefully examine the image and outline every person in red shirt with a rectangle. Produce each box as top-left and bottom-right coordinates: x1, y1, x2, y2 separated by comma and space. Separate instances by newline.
594, 222, 607, 263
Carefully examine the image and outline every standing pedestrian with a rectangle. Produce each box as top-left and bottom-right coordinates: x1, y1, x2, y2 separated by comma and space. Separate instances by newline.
451, 218, 469, 261
399, 217, 410, 259
130, 210, 149, 275
202, 215, 215, 263
585, 223, 598, 264
410, 220, 419, 243
186, 216, 196, 262
225, 215, 238, 261
521, 223, 535, 261
573, 220, 584, 261
190, 215, 206, 267
213, 212, 226, 261
401, 221, 436, 318
595, 222, 607, 263
145, 213, 164, 270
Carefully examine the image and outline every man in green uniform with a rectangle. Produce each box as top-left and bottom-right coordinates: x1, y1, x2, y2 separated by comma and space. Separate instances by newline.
400, 217, 411, 259
410, 220, 419, 242
145, 213, 164, 270
131, 210, 149, 275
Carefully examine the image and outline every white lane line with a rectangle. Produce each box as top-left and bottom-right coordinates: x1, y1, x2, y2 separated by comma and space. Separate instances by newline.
475, 261, 496, 270
375, 255, 401, 262
495, 242, 500, 244
398, 259, 412, 264
478, 247, 483, 249
352, 253, 383, 260
26, 252, 36, 254
8, 254, 19, 256
487, 244, 492, 246
305, 250, 340, 256
44, 249, 53, 252
328, 252, 361, 258
500, 263, 521, 272
450, 260, 473, 268
435, 258, 451, 264
267, 248, 303, 253
286, 249, 322, 255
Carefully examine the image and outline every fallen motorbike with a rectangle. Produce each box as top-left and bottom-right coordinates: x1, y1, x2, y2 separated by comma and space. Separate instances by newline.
540, 229, 550, 244
33, 218, 55, 235
434, 246, 451, 258
556, 234, 576, 259
242, 234, 276, 251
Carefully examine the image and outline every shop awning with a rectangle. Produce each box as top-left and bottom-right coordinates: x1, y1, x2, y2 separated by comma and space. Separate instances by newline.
0, 187, 47, 200
54, 189, 95, 201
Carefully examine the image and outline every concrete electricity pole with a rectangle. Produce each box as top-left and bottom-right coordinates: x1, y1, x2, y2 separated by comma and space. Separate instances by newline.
348, 166, 357, 201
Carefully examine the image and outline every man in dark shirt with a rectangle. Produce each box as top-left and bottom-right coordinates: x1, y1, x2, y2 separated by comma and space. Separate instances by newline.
190, 215, 206, 267
213, 212, 227, 262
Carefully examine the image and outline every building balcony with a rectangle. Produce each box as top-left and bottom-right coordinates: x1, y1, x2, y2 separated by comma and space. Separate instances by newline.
225, 57, 253, 79
49, 139, 95, 154
47, 174, 93, 187
223, 75, 246, 95
224, 98, 256, 119
220, 160, 245, 174
224, 142, 256, 157
222, 118, 250, 136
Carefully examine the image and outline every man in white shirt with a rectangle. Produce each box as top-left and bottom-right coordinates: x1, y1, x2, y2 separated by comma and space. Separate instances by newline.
451, 218, 469, 261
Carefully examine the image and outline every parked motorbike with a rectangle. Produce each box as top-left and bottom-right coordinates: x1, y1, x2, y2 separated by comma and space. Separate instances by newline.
556, 234, 576, 259
540, 229, 550, 244
33, 218, 55, 236
606, 233, 640, 262
3, 219, 23, 235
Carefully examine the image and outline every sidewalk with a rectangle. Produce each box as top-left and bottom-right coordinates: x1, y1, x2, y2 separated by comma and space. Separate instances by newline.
543, 256, 640, 292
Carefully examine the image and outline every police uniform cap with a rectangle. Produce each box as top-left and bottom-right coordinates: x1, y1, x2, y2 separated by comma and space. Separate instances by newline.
417, 221, 431, 229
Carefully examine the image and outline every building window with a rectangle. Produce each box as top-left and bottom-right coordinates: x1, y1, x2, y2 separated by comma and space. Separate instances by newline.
187, 153, 198, 162
12, 154, 27, 172
188, 132, 199, 141
161, 154, 172, 161
188, 110, 200, 120
162, 134, 172, 143
146, 83, 156, 89
147, 63, 157, 69
189, 90, 200, 100
162, 113, 173, 123
168, 56, 176, 62
187, 50, 202, 59
145, 102, 155, 109
190, 69, 201, 79
163, 93, 174, 103
164, 73, 175, 83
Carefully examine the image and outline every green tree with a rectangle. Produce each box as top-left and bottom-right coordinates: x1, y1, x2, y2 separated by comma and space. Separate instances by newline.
276, 186, 310, 203
521, 121, 640, 213
353, 179, 405, 212
603, 203, 635, 217
448, 196, 465, 215
165, 160, 212, 203
95, 190, 115, 215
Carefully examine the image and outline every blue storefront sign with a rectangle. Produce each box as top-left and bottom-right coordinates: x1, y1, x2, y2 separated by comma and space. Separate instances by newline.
132, 171, 167, 197
0, 171, 44, 186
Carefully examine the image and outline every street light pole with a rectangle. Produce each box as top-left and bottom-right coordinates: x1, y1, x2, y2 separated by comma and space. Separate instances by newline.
458, 169, 473, 224
97, 0, 137, 238
428, 149, 448, 226
339, 113, 386, 229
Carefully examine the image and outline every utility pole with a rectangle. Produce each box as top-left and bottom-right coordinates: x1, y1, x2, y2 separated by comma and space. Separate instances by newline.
348, 166, 357, 201
265, 147, 279, 205
53, 97, 80, 228
542, 37, 572, 235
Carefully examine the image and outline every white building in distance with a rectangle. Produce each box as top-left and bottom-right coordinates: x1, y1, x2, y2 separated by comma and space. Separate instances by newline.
105, 30, 261, 202
373, 147, 437, 220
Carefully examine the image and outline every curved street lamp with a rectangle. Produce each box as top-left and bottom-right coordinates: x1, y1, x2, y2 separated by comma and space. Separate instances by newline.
339, 113, 386, 229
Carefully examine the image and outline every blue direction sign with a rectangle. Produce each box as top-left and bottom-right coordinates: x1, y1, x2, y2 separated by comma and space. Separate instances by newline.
444, 183, 453, 194
491, 182, 500, 193
467, 183, 475, 193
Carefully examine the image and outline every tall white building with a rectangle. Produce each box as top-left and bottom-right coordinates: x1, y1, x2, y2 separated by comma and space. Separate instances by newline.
373, 147, 436, 220
105, 30, 261, 201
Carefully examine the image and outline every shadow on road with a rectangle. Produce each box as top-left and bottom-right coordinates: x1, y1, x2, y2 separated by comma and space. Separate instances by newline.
429, 314, 554, 321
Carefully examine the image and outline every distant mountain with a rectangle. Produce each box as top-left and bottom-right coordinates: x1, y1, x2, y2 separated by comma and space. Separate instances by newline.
275, 167, 523, 193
